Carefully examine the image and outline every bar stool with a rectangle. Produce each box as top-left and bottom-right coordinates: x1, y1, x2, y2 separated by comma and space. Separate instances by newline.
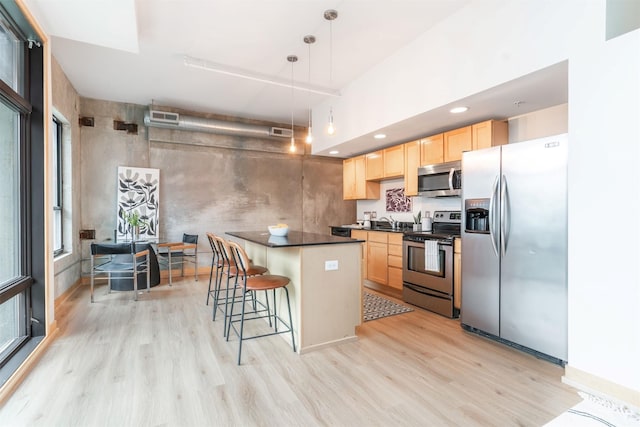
226, 240, 296, 365
213, 235, 267, 335
206, 232, 223, 306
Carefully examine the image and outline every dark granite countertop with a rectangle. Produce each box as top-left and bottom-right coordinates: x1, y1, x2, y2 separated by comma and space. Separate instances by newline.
226, 230, 365, 248
329, 225, 411, 234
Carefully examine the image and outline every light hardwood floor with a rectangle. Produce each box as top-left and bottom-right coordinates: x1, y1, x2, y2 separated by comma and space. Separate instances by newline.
0, 277, 580, 426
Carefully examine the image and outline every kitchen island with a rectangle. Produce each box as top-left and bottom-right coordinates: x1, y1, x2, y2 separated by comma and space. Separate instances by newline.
226, 230, 364, 354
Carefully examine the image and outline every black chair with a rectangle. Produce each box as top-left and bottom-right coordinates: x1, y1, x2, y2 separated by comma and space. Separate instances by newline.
158, 233, 199, 285
90, 242, 159, 302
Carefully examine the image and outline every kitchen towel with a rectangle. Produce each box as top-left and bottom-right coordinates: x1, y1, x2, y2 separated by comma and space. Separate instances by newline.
424, 240, 440, 273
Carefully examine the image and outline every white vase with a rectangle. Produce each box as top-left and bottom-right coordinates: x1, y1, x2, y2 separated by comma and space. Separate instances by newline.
412, 224, 422, 231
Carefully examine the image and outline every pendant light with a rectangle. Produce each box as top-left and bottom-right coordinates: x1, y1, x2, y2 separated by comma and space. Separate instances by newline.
324, 9, 338, 136
304, 35, 316, 144
287, 54, 298, 153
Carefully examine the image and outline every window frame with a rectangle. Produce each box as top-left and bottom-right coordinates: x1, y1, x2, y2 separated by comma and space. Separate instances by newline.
0, 1, 46, 383
52, 115, 63, 256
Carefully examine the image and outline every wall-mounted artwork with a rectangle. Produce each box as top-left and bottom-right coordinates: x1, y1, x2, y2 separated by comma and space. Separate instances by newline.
116, 166, 159, 240
386, 187, 412, 212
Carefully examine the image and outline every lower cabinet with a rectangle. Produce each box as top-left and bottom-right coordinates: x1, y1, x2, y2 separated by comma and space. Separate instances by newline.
367, 232, 388, 285
454, 238, 461, 310
387, 233, 403, 289
364, 231, 404, 291
351, 229, 368, 280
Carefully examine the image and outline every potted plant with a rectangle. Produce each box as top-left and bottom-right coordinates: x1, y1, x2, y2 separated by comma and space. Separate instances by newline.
413, 211, 422, 231
125, 211, 145, 240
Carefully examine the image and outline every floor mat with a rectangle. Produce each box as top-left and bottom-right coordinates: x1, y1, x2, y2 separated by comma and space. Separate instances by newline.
363, 291, 413, 322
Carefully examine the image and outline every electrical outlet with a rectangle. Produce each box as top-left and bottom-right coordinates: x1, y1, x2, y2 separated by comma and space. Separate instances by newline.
325, 260, 339, 271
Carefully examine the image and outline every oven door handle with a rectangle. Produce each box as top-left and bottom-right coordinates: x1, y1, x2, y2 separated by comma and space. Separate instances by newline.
489, 175, 499, 258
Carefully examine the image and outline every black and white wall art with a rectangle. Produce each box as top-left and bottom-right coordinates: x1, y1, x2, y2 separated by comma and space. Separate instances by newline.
116, 166, 159, 240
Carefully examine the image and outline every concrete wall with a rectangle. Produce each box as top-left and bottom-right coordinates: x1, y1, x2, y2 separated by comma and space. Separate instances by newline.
78, 99, 355, 268
51, 56, 82, 300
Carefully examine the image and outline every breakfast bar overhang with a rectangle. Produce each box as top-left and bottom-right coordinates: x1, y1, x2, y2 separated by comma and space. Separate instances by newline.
226, 230, 364, 354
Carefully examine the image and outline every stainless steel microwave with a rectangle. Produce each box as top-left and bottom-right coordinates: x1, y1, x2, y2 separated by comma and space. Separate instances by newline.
418, 160, 462, 197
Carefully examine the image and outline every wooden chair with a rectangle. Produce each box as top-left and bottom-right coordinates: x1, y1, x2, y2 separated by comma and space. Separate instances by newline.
225, 240, 296, 365
89, 242, 151, 302
157, 233, 198, 285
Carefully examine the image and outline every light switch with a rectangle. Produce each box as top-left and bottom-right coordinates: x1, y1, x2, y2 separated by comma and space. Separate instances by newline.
325, 260, 339, 271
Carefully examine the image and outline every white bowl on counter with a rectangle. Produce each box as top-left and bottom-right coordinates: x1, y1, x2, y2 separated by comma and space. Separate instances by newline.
268, 225, 289, 236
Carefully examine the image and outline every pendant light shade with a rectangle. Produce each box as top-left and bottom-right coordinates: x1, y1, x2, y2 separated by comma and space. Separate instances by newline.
304, 35, 315, 144
327, 107, 335, 135
324, 9, 338, 136
287, 54, 298, 153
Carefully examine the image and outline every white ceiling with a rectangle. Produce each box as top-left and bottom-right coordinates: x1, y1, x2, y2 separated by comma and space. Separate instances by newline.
25, 0, 567, 155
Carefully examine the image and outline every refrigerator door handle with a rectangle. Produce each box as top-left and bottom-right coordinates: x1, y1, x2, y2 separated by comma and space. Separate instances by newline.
489, 175, 500, 257
448, 167, 455, 191
500, 174, 509, 257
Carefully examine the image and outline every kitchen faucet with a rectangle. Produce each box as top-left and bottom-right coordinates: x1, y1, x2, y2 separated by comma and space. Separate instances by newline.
377, 215, 397, 229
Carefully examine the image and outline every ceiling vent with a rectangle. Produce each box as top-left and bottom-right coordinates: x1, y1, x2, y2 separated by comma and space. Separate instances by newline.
149, 110, 180, 125
270, 127, 293, 138
144, 109, 287, 139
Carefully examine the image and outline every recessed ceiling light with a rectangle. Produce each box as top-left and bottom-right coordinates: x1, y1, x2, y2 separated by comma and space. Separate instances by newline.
329, 150, 339, 155
374, 133, 386, 139
450, 106, 469, 114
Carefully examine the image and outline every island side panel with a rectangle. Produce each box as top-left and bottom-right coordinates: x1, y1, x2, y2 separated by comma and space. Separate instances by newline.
298, 243, 362, 352
245, 242, 302, 351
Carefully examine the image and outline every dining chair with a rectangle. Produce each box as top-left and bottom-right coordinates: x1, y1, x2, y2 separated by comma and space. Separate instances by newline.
157, 233, 198, 285
89, 242, 151, 302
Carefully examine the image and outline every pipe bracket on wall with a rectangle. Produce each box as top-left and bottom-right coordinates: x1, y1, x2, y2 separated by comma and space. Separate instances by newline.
113, 120, 138, 135
79, 116, 94, 127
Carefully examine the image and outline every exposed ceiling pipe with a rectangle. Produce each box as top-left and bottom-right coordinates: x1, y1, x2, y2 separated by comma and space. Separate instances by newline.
143, 109, 292, 139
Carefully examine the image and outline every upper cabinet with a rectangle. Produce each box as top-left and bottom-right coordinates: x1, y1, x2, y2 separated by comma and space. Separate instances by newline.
344, 119, 508, 199
472, 120, 508, 150
366, 146, 405, 181
420, 133, 444, 166
365, 150, 384, 180
444, 126, 472, 162
343, 155, 380, 200
383, 145, 405, 178
404, 140, 420, 196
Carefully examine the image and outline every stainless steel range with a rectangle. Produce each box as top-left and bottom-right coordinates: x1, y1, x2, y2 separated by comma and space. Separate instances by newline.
402, 211, 461, 318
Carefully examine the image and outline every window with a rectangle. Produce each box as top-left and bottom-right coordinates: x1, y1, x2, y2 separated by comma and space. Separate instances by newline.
0, 3, 45, 384
52, 116, 63, 255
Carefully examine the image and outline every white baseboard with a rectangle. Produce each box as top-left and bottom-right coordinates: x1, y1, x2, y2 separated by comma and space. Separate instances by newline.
563, 365, 640, 411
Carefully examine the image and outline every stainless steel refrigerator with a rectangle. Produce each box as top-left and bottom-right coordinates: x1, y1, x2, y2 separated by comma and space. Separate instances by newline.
461, 134, 567, 362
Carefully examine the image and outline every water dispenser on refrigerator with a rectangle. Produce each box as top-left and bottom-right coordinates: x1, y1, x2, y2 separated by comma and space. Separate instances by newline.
464, 199, 490, 233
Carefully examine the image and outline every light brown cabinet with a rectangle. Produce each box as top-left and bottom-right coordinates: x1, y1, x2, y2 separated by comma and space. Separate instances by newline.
454, 238, 461, 310
420, 133, 444, 166
387, 233, 403, 290
365, 151, 384, 181
351, 229, 368, 280
383, 145, 405, 178
343, 155, 379, 200
404, 140, 420, 196
444, 126, 472, 162
367, 232, 388, 285
472, 120, 508, 151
